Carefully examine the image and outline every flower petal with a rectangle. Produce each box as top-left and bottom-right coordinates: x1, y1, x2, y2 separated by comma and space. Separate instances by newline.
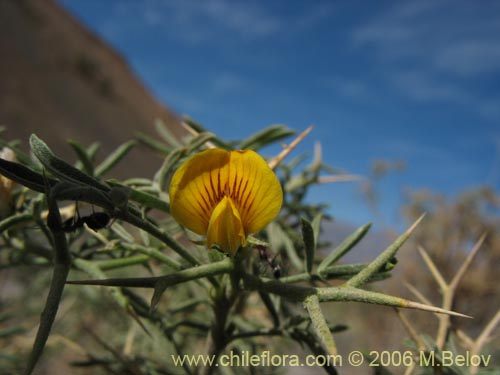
169, 149, 230, 235
227, 150, 283, 234
169, 148, 282, 254
206, 196, 245, 256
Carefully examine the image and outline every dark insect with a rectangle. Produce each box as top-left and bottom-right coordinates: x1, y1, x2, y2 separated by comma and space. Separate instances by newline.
255, 245, 281, 279
62, 211, 111, 233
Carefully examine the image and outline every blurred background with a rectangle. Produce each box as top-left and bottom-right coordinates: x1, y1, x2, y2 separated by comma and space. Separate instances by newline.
1, 0, 499, 374
2, 0, 499, 228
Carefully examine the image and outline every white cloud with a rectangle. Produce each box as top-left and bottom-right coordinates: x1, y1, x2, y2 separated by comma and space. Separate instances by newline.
477, 98, 500, 119
111, 0, 338, 45
138, 0, 282, 43
349, 0, 500, 120
435, 40, 500, 76
210, 72, 249, 95
390, 71, 466, 102
199, 0, 280, 37
352, 0, 500, 75
293, 3, 337, 32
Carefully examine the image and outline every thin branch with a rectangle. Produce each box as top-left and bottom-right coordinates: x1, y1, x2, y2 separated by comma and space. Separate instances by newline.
449, 233, 487, 291
268, 125, 313, 170
435, 234, 486, 350
317, 174, 364, 184
474, 308, 500, 352
394, 308, 426, 351
182, 121, 217, 149
455, 329, 474, 350
418, 246, 447, 293
405, 283, 435, 310
347, 214, 425, 288
470, 308, 500, 375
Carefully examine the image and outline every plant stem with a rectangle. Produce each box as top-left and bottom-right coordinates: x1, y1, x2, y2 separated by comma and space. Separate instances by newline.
117, 210, 201, 267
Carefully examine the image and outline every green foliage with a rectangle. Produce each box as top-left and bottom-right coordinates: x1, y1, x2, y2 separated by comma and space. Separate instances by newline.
0, 122, 496, 375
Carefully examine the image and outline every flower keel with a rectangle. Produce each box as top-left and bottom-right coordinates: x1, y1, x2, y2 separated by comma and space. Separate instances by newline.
207, 196, 246, 256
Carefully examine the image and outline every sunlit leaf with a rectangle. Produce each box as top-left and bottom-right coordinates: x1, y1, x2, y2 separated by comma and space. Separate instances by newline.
317, 222, 372, 277
346, 215, 425, 288
239, 124, 295, 150
95, 140, 136, 177
68, 140, 95, 176
155, 118, 183, 148
304, 294, 337, 356
136, 131, 171, 155
30, 134, 109, 192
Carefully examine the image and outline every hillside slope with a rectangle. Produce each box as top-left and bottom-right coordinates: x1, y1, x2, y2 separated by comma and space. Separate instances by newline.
0, 0, 184, 177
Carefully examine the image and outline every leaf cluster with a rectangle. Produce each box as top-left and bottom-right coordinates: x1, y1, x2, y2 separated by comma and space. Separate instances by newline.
0, 123, 476, 375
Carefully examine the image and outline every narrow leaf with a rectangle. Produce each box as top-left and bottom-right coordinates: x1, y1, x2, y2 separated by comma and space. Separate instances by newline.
258, 290, 280, 328
30, 134, 109, 192
0, 158, 56, 193
319, 263, 393, 281
182, 117, 232, 149
68, 140, 95, 176
25, 187, 71, 375
25, 263, 70, 375
107, 180, 169, 211
49, 181, 114, 211
317, 222, 372, 276
187, 132, 216, 152
0, 140, 33, 166
136, 132, 171, 155
109, 222, 135, 243
346, 215, 424, 288
68, 259, 234, 312
155, 118, 183, 148
266, 222, 303, 271
304, 294, 337, 355
85, 142, 101, 161
301, 217, 315, 274
94, 140, 136, 177
311, 213, 322, 247
96, 255, 151, 271
153, 148, 185, 191
121, 177, 154, 186
150, 258, 234, 311
239, 124, 295, 150
119, 243, 182, 270
0, 213, 33, 233
182, 116, 207, 133
317, 286, 471, 318
279, 264, 392, 284
117, 208, 203, 267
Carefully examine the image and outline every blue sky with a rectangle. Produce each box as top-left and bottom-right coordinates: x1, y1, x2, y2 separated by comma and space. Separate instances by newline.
58, 0, 500, 228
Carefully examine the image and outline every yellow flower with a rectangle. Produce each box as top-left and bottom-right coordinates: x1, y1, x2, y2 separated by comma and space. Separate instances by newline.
169, 148, 283, 256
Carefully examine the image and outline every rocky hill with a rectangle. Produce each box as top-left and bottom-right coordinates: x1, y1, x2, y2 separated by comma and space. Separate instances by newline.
0, 0, 184, 177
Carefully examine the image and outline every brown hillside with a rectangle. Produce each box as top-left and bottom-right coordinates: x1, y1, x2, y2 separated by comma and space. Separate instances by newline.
0, 0, 185, 177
